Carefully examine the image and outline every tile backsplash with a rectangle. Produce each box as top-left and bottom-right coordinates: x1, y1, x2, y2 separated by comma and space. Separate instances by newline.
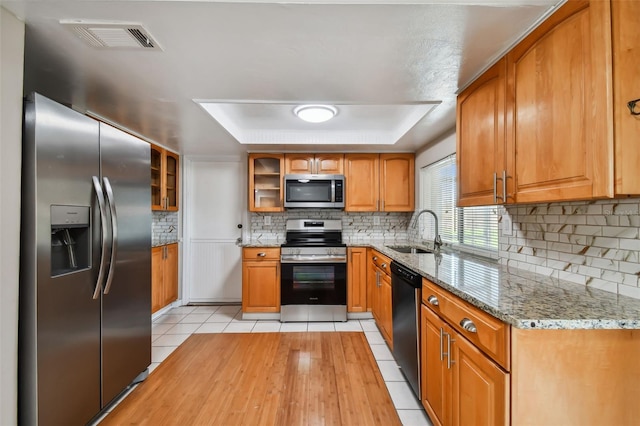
499, 198, 640, 299
249, 210, 412, 242
152, 211, 179, 245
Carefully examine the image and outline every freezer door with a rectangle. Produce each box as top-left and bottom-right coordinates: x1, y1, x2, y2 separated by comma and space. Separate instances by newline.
20, 93, 102, 426
99, 123, 152, 407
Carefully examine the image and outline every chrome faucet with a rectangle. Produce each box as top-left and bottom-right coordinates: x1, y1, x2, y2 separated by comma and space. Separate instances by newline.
411, 209, 443, 251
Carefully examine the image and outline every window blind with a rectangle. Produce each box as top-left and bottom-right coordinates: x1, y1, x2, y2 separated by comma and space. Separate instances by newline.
420, 154, 498, 252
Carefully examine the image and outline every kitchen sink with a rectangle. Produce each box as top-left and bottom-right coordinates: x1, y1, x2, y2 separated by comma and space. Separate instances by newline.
386, 245, 433, 254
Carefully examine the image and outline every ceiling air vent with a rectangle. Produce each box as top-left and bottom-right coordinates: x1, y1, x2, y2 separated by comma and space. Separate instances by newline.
60, 20, 162, 50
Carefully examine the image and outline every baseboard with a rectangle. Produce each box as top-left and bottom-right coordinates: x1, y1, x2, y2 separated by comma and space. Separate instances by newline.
242, 312, 281, 321
348, 312, 374, 320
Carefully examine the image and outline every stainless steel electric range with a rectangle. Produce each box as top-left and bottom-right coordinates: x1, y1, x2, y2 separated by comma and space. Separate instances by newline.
280, 219, 347, 322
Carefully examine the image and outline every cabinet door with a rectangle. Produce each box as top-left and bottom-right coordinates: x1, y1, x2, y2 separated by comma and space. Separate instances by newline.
380, 153, 415, 211
367, 254, 379, 314
284, 154, 314, 174
345, 154, 380, 211
316, 154, 344, 174
249, 154, 284, 212
164, 151, 179, 211
347, 247, 367, 313
613, 0, 640, 194
151, 247, 164, 313
379, 272, 393, 349
451, 331, 509, 426
163, 244, 179, 306
421, 305, 449, 426
506, 0, 613, 203
151, 145, 163, 211
242, 261, 280, 313
457, 58, 507, 207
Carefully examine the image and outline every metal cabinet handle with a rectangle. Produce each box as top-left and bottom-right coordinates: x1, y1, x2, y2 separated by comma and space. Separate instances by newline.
493, 172, 497, 204
502, 170, 507, 203
427, 295, 439, 306
381, 263, 387, 269
373, 256, 378, 261
494, 172, 504, 203
257, 252, 267, 257
439, 327, 445, 361
447, 333, 455, 369
460, 318, 478, 333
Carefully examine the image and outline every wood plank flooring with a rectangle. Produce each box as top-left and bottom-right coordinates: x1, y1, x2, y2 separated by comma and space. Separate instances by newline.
101, 332, 402, 426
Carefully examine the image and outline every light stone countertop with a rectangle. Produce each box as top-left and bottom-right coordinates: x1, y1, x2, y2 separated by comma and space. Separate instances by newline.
367, 242, 640, 330
241, 239, 285, 248
152, 238, 179, 248
239, 238, 640, 329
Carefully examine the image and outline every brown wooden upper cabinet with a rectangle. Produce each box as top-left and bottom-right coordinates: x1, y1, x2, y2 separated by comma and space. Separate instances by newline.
344, 153, 414, 212
249, 153, 284, 212
457, 58, 507, 207
458, 0, 639, 206
151, 144, 179, 211
612, 0, 640, 195
284, 153, 344, 174
506, 0, 613, 204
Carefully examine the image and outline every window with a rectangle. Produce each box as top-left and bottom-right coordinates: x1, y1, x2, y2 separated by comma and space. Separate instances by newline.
419, 154, 498, 252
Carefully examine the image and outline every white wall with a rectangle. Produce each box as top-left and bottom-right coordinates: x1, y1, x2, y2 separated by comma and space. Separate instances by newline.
414, 129, 456, 208
0, 6, 25, 425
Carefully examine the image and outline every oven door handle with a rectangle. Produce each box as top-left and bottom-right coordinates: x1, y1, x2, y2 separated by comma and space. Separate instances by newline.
280, 255, 347, 263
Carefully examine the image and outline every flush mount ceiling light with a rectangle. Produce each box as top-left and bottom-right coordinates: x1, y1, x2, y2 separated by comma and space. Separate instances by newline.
294, 105, 337, 123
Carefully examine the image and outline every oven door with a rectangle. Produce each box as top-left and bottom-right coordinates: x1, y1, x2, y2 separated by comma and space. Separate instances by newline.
280, 262, 347, 305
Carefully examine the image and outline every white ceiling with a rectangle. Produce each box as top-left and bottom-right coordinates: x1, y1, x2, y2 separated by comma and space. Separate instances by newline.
1, 0, 563, 157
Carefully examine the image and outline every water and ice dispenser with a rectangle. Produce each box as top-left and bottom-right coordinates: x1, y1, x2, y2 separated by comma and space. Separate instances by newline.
50, 205, 90, 277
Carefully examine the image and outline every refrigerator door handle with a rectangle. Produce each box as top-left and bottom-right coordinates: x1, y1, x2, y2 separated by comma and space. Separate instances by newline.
92, 176, 108, 299
103, 177, 118, 295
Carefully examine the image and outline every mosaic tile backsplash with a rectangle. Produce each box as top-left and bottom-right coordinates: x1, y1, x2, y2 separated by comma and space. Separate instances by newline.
499, 198, 640, 299
152, 211, 179, 245
249, 210, 412, 242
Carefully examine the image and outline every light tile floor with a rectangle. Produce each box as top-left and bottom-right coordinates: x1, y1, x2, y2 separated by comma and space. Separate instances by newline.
106, 305, 432, 426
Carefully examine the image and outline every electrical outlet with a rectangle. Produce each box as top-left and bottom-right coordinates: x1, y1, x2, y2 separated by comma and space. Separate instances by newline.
502, 214, 512, 236
373, 216, 381, 226
264, 215, 271, 226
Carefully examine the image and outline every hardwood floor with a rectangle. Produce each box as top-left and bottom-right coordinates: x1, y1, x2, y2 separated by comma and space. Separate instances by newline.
101, 332, 402, 425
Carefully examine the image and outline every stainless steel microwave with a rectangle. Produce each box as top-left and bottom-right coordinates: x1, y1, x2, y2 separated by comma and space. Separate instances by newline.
283, 174, 345, 209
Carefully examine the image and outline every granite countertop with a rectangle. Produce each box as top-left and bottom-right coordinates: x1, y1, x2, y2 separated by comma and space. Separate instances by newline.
239, 238, 640, 329
241, 239, 284, 248
152, 238, 179, 247
367, 242, 640, 330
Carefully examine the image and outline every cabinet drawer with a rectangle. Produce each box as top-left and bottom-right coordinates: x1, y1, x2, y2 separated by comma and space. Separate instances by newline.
243, 247, 280, 261
422, 279, 510, 370
370, 249, 391, 276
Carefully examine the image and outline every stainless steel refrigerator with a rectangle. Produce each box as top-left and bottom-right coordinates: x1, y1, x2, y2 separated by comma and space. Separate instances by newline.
19, 93, 152, 425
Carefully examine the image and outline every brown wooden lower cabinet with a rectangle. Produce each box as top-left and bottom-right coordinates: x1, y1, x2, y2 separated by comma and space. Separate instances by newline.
151, 243, 178, 313
421, 305, 508, 426
347, 247, 368, 313
368, 249, 393, 349
421, 277, 640, 426
242, 247, 280, 313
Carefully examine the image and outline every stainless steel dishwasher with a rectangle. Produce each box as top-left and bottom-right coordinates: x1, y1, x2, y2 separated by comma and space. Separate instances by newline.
391, 261, 422, 399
